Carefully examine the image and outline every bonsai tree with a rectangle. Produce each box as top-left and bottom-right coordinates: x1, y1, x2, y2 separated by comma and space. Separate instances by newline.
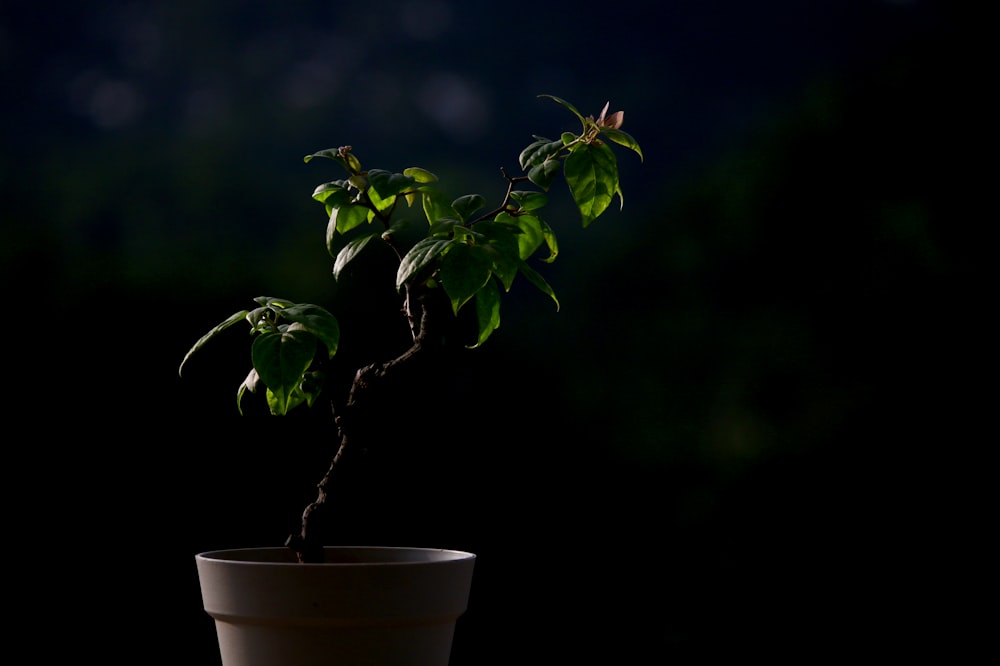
179, 95, 642, 563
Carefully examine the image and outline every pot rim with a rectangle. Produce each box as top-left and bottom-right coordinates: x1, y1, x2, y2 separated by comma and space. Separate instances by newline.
196, 545, 476, 566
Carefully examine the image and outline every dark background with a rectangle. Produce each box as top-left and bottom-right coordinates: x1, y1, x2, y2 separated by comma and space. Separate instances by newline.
2, 1, 984, 662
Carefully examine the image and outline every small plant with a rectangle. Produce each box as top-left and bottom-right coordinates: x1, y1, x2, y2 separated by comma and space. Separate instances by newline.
179, 95, 642, 563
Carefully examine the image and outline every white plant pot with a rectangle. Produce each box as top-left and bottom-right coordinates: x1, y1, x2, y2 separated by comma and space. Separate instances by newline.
196, 546, 476, 666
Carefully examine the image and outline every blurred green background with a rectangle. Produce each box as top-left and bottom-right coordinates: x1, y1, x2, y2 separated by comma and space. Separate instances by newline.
2, 0, 981, 662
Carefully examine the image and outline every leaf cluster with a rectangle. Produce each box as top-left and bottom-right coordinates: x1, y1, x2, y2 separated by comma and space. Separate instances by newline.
179, 95, 642, 415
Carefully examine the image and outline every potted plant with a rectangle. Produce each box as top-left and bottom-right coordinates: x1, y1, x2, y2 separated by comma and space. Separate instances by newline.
180, 94, 642, 665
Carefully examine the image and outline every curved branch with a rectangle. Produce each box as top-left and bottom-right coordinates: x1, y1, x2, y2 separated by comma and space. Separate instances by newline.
286, 284, 459, 562
471, 168, 531, 225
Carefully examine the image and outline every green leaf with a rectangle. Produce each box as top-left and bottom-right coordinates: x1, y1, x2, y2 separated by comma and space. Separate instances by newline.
305, 148, 361, 173
251, 327, 317, 416
600, 127, 644, 161
329, 202, 370, 236
519, 137, 564, 170
267, 385, 305, 414
535, 216, 558, 263
385, 217, 412, 237
299, 370, 326, 408
538, 94, 587, 125
527, 159, 562, 191
368, 169, 416, 199
438, 242, 493, 314
253, 296, 295, 308
495, 211, 538, 261
471, 278, 501, 348
274, 303, 340, 358
396, 237, 452, 290
312, 181, 352, 207
403, 166, 438, 183
450, 224, 476, 244
245, 306, 273, 331
429, 218, 462, 236
452, 194, 486, 222
510, 190, 549, 212
474, 217, 521, 289
348, 174, 368, 192
420, 187, 459, 226
334, 231, 379, 281
564, 142, 619, 227
403, 168, 438, 205
304, 148, 346, 166
305, 149, 362, 174
237, 367, 260, 415
518, 259, 560, 310
178, 309, 250, 376
499, 212, 558, 263
364, 184, 395, 213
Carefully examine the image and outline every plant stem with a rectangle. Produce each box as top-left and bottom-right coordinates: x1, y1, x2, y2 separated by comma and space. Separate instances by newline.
471, 169, 530, 224
286, 284, 461, 563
